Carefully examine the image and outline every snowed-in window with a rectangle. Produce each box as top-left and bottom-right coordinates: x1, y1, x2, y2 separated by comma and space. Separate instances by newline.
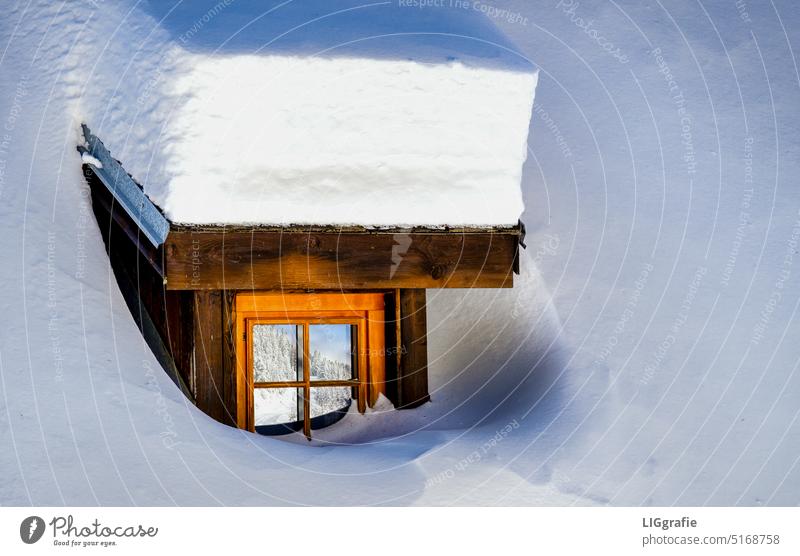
236, 292, 385, 440
251, 322, 357, 436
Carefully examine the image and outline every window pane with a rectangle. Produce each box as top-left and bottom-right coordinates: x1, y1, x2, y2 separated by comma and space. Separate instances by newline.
254, 388, 299, 426
310, 387, 352, 428
309, 324, 355, 381
252, 324, 302, 383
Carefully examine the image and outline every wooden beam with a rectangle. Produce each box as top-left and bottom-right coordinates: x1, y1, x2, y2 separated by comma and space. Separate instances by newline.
222, 291, 238, 427
396, 289, 430, 409
367, 305, 386, 407
163, 291, 194, 393
383, 291, 400, 406
164, 228, 518, 290
193, 291, 226, 422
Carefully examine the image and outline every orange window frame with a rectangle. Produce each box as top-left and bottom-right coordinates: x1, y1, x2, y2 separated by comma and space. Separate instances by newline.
234, 292, 386, 437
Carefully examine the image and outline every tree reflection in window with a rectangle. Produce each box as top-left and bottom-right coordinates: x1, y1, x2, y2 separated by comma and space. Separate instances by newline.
251, 323, 357, 436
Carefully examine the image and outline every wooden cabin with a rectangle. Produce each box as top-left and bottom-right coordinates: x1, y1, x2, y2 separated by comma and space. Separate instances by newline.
80, 125, 524, 439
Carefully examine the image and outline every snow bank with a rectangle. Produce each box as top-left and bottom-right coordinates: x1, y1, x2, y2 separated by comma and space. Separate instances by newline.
84, 0, 537, 226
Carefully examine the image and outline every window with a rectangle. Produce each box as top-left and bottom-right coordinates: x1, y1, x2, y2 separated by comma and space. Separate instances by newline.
249, 320, 362, 437
235, 293, 385, 439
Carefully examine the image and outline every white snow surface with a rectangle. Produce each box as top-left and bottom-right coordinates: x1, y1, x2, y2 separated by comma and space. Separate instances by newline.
78, 0, 538, 226
80, 152, 102, 168
1, 0, 800, 505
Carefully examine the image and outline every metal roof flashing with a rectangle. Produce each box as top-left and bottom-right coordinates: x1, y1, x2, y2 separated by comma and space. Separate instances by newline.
79, 124, 169, 247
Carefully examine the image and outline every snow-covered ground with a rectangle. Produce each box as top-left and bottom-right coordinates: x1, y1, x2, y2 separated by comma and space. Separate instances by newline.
1, 0, 799, 505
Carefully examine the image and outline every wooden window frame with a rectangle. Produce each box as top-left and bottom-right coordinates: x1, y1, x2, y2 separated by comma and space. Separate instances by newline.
247, 316, 366, 439
235, 292, 385, 438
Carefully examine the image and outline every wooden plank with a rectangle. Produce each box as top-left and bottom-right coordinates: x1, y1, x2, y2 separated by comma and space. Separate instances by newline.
383, 291, 400, 406
356, 322, 368, 416
193, 291, 226, 422
163, 291, 194, 392
164, 229, 517, 290
222, 291, 238, 427
234, 301, 249, 430
235, 292, 385, 313
397, 289, 430, 409
367, 309, 386, 407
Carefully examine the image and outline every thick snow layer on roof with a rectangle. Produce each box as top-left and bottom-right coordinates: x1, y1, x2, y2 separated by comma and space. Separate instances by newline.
83, 0, 538, 226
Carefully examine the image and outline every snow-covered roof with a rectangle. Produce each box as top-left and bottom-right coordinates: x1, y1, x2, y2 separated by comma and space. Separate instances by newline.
83, 0, 538, 227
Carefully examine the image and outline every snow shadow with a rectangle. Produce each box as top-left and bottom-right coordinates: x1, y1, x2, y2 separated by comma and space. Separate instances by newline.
141, 0, 531, 70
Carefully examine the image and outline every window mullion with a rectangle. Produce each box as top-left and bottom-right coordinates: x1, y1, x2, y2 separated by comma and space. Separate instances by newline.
357, 321, 367, 414
302, 322, 311, 440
